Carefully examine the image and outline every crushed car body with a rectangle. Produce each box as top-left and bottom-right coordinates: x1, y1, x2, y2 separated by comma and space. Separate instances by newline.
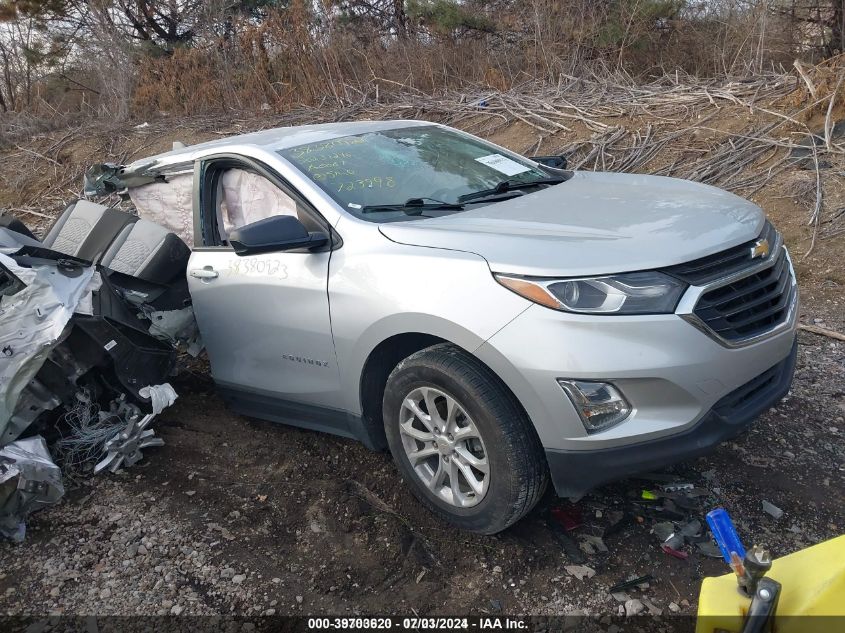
0, 435, 64, 542
0, 195, 193, 538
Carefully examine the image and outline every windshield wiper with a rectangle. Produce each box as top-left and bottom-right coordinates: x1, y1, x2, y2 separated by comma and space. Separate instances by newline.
360, 197, 465, 215
457, 177, 565, 203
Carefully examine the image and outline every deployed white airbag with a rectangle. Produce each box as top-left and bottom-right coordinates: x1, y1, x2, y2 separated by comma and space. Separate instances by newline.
128, 173, 194, 247
128, 169, 298, 246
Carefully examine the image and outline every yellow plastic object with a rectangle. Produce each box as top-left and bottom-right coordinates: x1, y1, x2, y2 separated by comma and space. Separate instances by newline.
696, 534, 845, 633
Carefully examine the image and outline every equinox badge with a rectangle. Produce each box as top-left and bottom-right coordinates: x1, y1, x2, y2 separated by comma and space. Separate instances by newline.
750, 238, 770, 259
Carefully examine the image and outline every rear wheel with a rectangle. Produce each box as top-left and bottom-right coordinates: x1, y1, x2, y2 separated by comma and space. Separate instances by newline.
383, 344, 548, 534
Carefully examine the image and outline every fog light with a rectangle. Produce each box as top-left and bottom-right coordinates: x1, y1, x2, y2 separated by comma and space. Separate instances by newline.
558, 380, 631, 433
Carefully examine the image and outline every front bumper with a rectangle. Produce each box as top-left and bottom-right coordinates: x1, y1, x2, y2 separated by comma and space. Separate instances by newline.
544, 338, 797, 497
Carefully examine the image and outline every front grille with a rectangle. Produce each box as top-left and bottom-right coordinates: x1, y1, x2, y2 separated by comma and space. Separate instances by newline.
692, 247, 794, 342
664, 221, 777, 285
713, 360, 781, 417
712, 341, 796, 419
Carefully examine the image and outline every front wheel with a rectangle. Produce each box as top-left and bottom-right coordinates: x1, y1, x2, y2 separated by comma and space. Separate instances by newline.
383, 344, 548, 534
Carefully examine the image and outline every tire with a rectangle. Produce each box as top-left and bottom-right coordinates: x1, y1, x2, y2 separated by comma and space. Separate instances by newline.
383, 343, 548, 534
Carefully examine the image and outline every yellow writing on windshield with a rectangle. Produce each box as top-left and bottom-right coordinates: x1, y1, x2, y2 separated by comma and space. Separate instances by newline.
312, 169, 357, 181
291, 137, 365, 157
298, 152, 353, 164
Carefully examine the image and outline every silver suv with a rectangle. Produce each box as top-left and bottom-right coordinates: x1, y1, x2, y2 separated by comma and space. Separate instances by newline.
27, 121, 802, 533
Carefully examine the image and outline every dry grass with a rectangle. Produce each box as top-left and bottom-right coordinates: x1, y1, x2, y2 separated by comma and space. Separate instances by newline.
1, 62, 843, 287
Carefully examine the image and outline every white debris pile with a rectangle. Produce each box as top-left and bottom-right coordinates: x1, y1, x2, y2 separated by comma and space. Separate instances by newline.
0, 435, 64, 542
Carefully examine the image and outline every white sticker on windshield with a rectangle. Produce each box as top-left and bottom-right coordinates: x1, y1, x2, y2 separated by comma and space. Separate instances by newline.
475, 154, 531, 176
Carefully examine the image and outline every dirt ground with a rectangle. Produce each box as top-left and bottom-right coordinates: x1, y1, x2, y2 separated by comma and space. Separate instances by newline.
0, 325, 843, 619
1, 96, 844, 619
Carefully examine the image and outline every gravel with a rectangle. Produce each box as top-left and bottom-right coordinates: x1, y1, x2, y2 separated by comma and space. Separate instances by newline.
1, 321, 841, 618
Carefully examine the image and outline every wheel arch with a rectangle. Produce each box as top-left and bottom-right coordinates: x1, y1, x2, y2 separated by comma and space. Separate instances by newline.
356, 330, 540, 455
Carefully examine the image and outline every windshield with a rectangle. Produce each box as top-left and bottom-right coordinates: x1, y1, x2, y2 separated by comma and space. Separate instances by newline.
278, 125, 555, 222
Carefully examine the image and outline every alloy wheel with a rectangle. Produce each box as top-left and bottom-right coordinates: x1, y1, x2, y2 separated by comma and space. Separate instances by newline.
398, 386, 490, 507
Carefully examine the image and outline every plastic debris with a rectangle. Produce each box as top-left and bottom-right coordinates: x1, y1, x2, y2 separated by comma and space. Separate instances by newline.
609, 575, 653, 593
139, 383, 178, 415
653, 521, 675, 541
660, 543, 689, 559
680, 518, 702, 538
549, 522, 586, 564
762, 500, 784, 519
551, 503, 583, 531
662, 532, 685, 551
0, 436, 64, 541
660, 482, 694, 492
548, 503, 588, 562
564, 564, 596, 580
144, 307, 203, 356
697, 539, 724, 558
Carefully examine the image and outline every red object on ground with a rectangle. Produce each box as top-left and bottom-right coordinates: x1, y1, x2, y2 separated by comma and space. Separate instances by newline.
661, 543, 690, 559
551, 504, 583, 531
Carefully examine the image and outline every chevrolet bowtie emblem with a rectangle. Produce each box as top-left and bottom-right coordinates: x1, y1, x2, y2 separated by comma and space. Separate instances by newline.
750, 238, 770, 259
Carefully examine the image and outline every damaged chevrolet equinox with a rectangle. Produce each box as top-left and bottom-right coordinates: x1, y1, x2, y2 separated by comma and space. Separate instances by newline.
1, 121, 798, 534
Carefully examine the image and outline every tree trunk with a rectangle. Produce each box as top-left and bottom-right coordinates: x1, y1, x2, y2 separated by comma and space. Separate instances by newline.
832, 0, 844, 56
393, 0, 406, 39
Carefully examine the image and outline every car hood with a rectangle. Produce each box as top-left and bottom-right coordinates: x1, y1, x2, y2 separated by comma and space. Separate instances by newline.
378, 171, 765, 277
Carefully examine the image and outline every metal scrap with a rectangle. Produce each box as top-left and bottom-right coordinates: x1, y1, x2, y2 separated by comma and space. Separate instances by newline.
83, 162, 162, 198
0, 436, 64, 542
0, 253, 97, 445
94, 410, 164, 474
55, 384, 176, 474
93, 384, 175, 473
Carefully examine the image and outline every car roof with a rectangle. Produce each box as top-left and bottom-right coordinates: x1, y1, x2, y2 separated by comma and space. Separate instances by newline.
130, 119, 436, 168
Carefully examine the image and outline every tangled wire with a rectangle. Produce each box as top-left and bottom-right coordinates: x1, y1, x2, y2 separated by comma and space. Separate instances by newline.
53, 391, 128, 473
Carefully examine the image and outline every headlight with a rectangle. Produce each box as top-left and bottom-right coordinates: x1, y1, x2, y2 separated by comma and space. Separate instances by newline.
495, 271, 686, 314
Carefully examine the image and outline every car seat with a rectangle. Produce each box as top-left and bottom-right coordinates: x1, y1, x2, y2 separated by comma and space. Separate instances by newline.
41, 200, 190, 285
